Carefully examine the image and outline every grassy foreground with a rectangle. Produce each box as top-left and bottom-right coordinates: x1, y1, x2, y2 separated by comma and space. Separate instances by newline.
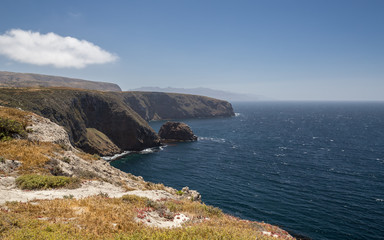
0, 195, 289, 240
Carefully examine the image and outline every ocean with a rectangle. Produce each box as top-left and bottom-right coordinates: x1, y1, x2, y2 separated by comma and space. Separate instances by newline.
111, 102, 384, 240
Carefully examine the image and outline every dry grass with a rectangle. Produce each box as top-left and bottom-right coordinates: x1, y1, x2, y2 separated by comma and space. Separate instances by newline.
76, 151, 101, 162
142, 181, 166, 190
0, 106, 30, 127
0, 196, 291, 240
0, 139, 61, 173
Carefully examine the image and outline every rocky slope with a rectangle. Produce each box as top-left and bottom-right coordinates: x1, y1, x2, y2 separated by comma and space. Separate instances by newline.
0, 106, 201, 204
122, 91, 235, 121
0, 88, 159, 155
0, 71, 121, 91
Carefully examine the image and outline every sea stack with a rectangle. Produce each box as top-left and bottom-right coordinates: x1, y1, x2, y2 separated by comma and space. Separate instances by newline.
158, 121, 197, 142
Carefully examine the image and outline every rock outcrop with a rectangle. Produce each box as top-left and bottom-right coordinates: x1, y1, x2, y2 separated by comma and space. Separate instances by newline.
159, 122, 197, 142
122, 91, 235, 121
0, 71, 121, 92
26, 113, 73, 150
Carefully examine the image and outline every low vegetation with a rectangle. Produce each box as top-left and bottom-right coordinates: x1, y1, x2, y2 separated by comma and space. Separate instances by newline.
0, 195, 285, 240
0, 107, 29, 141
15, 174, 80, 190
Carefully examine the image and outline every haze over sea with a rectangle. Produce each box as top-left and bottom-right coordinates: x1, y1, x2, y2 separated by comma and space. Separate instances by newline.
112, 102, 384, 240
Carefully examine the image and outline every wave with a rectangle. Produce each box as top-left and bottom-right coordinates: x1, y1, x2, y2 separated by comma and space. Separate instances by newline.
199, 137, 226, 143
235, 113, 241, 117
102, 151, 131, 161
102, 146, 164, 160
140, 146, 164, 154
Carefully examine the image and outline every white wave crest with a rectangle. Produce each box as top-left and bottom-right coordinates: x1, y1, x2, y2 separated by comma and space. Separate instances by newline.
102, 151, 130, 161
199, 137, 226, 143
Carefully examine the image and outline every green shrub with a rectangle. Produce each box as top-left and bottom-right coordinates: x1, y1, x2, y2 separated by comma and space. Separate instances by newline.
0, 118, 26, 141
176, 190, 184, 196
15, 174, 80, 190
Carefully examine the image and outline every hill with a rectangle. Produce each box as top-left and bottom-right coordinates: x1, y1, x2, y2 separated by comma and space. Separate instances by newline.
131, 86, 264, 102
122, 91, 235, 121
0, 71, 121, 91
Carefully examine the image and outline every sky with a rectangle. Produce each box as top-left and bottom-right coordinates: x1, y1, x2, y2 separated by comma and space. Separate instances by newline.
0, 0, 383, 101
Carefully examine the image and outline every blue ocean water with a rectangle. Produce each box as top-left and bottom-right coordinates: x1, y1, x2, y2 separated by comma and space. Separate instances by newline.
111, 102, 384, 240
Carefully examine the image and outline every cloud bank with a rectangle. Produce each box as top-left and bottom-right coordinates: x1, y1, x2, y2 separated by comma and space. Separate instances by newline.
0, 29, 117, 68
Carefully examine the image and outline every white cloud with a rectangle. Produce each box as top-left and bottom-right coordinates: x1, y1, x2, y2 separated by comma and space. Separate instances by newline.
0, 29, 118, 68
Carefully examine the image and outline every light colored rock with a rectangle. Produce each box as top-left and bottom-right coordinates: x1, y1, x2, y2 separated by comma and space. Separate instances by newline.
124, 190, 177, 201
136, 211, 189, 228
26, 114, 72, 149
0, 178, 176, 205
182, 186, 201, 201
0, 160, 21, 175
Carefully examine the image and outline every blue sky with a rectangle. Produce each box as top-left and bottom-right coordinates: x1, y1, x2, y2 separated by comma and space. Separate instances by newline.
0, 0, 383, 100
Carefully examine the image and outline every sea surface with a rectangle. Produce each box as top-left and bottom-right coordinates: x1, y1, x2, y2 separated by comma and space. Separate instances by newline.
111, 102, 384, 240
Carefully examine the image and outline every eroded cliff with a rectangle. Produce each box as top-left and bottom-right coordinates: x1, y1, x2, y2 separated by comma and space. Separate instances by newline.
122, 91, 235, 121
0, 88, 235, 155
0, 88, 159, 155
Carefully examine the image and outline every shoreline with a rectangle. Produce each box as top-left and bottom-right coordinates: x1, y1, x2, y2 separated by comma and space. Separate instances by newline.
101, 146, 164, 161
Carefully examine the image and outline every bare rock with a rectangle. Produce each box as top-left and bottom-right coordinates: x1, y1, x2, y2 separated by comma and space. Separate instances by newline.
181, 186, 201, 201
27, 114, 73, 150
158, 122, 197, 142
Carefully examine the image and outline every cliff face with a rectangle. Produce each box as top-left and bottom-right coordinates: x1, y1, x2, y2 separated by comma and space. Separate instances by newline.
0, 71, 121, 92
122, 91, 235, 121
0, 88, 159, 155
0, 88, 234, 155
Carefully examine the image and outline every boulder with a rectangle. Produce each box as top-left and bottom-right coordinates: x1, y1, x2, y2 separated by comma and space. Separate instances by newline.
158, 121, 197, 142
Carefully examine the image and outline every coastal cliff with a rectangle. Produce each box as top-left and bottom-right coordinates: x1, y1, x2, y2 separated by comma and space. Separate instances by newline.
122, 91, 235, 121
0, 87, 234, 156
0, 88, 159, 155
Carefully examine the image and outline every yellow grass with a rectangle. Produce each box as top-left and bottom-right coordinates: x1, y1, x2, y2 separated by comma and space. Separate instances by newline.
0, 196, 291, 240
76, 151, 101, 162
0, 139, 61, 173
0, 106, 30, 127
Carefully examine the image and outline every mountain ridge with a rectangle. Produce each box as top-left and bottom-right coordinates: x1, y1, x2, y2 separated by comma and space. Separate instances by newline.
0, 71, 122, 92
131, 86, 264, 102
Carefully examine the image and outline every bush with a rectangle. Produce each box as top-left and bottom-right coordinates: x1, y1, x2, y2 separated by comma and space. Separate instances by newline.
15, 174, 80, 190
0, 118, 27, 141
176, 190, 184, 196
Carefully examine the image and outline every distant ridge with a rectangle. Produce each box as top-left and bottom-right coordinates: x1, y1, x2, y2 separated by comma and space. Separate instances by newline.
130, 87, 263, 102
0, 71, 121, 92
